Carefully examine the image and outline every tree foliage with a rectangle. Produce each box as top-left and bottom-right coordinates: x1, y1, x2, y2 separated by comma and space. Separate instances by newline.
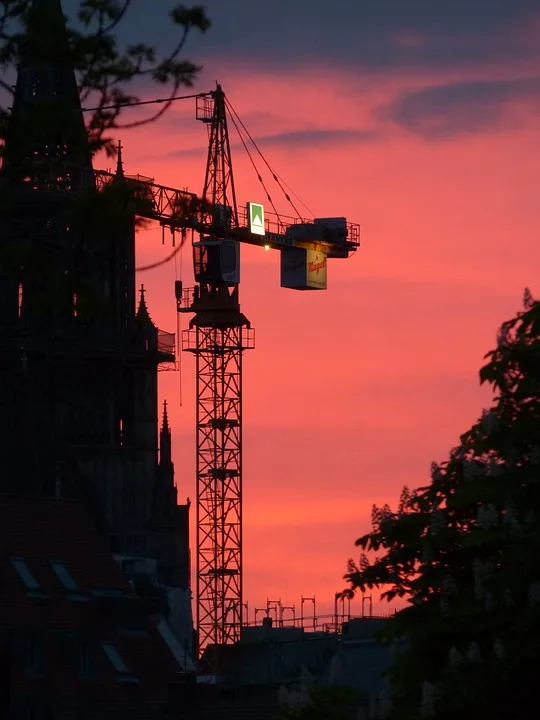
0, 0, 211, 156
345, 290, 540, 719
0, 0, 211, 313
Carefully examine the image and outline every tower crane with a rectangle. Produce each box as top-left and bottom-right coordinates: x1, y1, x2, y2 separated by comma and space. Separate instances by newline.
174, 86, 359, 669
29, 85, 360, 670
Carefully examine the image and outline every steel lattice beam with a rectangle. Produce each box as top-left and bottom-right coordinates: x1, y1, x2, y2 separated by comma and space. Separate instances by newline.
22, 158, 361, 255
184, 321, 254, 665
201, 87, 238, 228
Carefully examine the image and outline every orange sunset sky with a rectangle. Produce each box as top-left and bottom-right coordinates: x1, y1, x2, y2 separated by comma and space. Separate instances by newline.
90, 0, 540, 618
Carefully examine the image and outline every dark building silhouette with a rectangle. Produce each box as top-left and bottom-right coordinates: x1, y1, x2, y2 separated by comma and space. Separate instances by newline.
0, 494, 188, 719
0, 0, 189, 601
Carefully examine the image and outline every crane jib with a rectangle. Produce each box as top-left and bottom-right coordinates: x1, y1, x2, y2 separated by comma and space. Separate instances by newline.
261, 232, 296, 248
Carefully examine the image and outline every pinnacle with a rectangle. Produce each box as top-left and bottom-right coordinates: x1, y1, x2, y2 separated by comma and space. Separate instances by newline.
1, 0, 91, 179
136, 285, 154, 326
115, 140, 125, 179
162, 400, 170, 430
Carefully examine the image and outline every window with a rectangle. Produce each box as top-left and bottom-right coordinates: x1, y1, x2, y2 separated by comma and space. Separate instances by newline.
17, 283, 23, 318
221, 241, 237, 274
50, 561, 78, 593
101, 642, 129, 674
10, 558, 40, 591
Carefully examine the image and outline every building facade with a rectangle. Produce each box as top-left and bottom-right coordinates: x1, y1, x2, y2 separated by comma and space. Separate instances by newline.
0, 0, 190, 609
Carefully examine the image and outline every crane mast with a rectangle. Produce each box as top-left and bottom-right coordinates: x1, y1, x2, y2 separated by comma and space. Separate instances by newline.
201, 85, 238, 227
180, 86, 254, 666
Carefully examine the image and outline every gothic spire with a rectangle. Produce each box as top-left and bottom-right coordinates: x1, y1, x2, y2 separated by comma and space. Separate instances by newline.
2, 0, 92, 182
115, 140, 125, 180
162, 400, 170, 431
160, 400, 172, 466
136, 285, 154, 326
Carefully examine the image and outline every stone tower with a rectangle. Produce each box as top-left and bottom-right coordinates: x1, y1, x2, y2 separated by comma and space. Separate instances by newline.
0, 0, 189, 591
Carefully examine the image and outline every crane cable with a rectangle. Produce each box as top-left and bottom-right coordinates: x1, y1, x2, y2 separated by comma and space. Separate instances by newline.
81, 87, 314, 218
174, 240, 183, 407
109, 89, 315, 271
136, 95, 311, 273
83, 87, 195, 270
226, 110, 282, 226
136, 237, 187, 272
83, 88, 314, 221
225, 97, 312, 220
81, 91, 207, 113
266, 168, 315, 219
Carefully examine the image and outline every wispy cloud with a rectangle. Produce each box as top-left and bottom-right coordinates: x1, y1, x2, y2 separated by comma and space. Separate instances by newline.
164, 127, 377, 160
255, 128, 377, 148
378, 77, 540, 139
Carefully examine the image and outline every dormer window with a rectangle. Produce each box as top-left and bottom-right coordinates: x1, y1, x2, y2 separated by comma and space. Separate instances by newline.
50, 561, 78, 592
10, 557, 40, 590
101, 642, 129, 674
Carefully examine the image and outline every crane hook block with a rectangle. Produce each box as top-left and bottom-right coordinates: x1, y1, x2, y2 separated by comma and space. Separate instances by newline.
175, 280, 183, 300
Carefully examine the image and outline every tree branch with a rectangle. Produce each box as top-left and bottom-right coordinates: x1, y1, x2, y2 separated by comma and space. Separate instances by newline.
116, 79, 181, 129
0, 1, 211, 157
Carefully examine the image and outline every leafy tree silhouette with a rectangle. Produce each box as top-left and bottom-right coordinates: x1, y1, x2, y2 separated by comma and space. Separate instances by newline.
0, 0, 210, 157
346, 289, 540, 719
